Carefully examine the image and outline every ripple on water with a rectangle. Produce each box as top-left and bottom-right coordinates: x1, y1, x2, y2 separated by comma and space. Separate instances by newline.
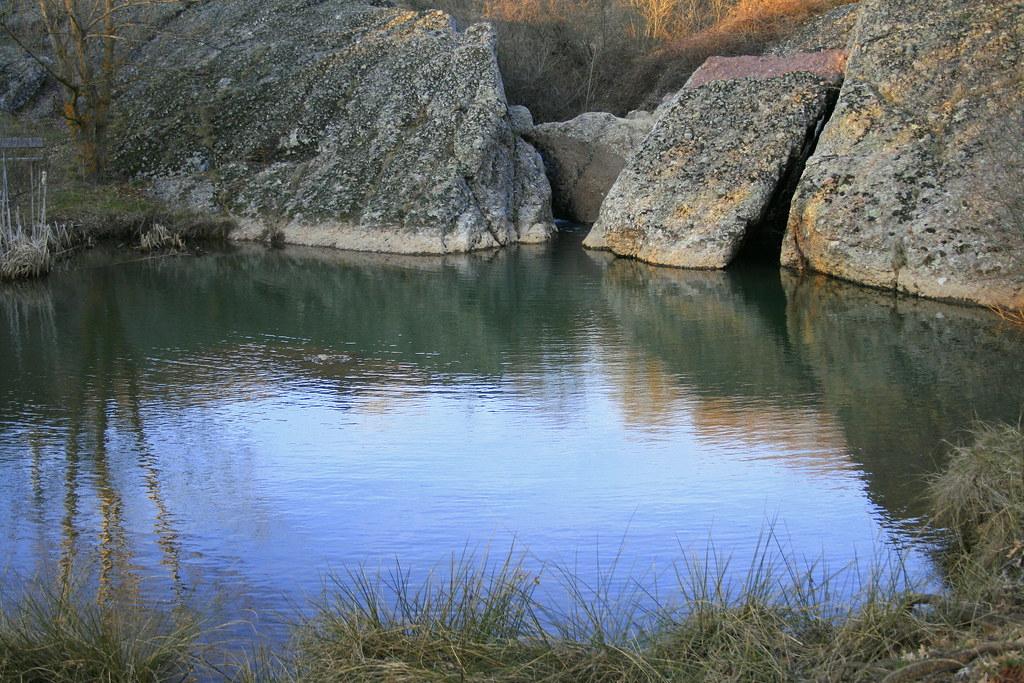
0, 241, 1021, 641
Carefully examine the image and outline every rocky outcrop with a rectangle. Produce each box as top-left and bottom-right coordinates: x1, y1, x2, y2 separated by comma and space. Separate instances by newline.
0, 45, 46, 113
524, 112, 653, 223
507, 105, 534, 135
782, 0, 1024, 310
112, 0, 554, 254
584, 55, 844, 268
685, 50, 847, 89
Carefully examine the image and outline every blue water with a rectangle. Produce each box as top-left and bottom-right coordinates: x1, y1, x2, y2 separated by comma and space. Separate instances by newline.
2, 230, 1022, 639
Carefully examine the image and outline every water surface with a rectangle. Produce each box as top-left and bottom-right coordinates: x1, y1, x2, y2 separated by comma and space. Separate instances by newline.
2, 229, 1022, 637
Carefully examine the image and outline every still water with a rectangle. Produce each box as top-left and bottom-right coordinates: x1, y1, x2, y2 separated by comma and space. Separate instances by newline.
1, 228, 1022, 637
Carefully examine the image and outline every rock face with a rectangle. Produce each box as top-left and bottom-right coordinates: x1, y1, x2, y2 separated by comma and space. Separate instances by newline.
112, 0, 554, 254
524, 112, 653, 223
685, 50, 847, 89
584, 56, 843, 268
781, 0, 1024, 309
0, 45, 46, 113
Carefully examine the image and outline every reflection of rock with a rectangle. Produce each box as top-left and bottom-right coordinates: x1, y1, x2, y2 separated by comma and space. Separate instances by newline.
690, 397, 854, 477
113, 0, 554, 254
524, 112, 653, 223
4, 244, 1024, 535
600, 258, 1024, 523
585, 68, 840, 268
601, 260, 816, 398
782, 0, 1024, 309
0, 240, 608, 416
782, 271, 1024, 518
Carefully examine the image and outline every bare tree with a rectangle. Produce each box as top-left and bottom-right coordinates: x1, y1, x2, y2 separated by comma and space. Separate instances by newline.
1, 0, 179, 181
626, 0, 681, 41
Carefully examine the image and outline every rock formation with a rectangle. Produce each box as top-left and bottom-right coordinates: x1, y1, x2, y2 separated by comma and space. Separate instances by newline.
0, 45, 46, 114
584, 53, 844, 268
112, 0, 554, 254
766, 3, 861, 56
524, 112, 654, 223
781, 0, 1024, 310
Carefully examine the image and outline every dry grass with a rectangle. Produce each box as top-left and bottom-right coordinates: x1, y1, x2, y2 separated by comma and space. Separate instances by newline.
2, 425, 1023, 681
402, 0, 855, 121
636, 0, 857, 101
989, 305, 1024, 329
138, 223, 185, 252
930, 422, 1024, 576
0, 215, 73, 281
0, 579, 198, 682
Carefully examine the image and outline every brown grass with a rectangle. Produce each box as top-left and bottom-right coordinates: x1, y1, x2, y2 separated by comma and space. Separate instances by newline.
402, 0, 856, 121
636, 0, 857, 102
989, 305, 1024, 329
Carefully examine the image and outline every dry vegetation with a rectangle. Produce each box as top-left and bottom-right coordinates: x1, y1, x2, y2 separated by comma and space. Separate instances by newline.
1, 423, 1022, 682
402, 0, 858, 121
0, 112, 232, 281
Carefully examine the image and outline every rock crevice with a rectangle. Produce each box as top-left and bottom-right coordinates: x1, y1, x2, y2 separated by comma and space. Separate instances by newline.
584, 53, 846, 270
735, 83, 841, 264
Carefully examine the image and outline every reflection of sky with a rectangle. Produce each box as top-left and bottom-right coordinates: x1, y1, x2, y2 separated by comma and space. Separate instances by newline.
0, 329, 928, 634
8, 244, 1016, 643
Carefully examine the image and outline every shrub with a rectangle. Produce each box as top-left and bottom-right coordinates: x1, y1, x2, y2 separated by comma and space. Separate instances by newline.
401, 0, 857, 121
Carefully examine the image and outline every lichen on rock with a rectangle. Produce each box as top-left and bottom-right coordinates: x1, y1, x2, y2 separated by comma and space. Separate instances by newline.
782, 0, 1024, 310
585, 61, 842, 269
111, 0, 554, 254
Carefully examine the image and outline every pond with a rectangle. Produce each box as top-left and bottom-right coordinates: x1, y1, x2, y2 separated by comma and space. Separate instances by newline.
1, 227, 1022, 640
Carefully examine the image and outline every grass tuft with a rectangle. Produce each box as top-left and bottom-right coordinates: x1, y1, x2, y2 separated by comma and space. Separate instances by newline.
1, 425, 1023, 681
0, 580, 198, 682
930, 422, 1024, 576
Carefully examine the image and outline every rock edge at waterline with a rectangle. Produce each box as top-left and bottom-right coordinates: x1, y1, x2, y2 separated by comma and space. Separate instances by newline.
112, 0, 554, 255
584, 54, 844, 269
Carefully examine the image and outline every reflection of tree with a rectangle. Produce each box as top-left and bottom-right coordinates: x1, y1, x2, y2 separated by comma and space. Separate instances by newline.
126, 370, 182, 596
59, 417, 79, 599
2, 240, 1024, 595
92, 398, 132, 604
3, 268, 184, 605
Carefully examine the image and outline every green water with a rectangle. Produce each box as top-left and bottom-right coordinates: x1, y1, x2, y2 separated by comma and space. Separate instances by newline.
1, 229, 1022, 638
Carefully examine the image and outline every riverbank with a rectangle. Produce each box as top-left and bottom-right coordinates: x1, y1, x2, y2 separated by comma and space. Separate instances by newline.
1, 423, 1021, 682
0, 113, 234, 282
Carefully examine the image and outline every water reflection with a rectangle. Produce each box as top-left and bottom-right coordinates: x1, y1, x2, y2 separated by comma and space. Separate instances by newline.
0, 234, 1022, 633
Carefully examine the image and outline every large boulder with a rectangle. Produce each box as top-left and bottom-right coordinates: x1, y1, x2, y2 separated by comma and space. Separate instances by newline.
781, 0, 1024, 309
584, 54, 844, 268
523, 112, 653, 223
112, 0, 554, 254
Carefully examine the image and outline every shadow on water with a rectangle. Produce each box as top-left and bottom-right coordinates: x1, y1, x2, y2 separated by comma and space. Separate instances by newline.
0, 234, 1022, 632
